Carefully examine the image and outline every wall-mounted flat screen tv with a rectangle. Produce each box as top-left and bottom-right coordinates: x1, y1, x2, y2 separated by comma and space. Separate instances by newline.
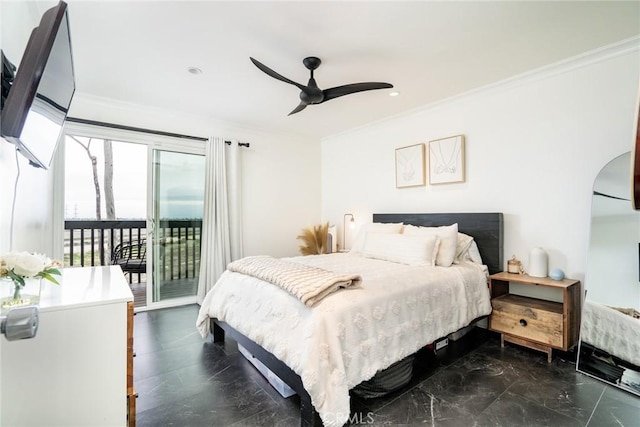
1, 1, 75, 170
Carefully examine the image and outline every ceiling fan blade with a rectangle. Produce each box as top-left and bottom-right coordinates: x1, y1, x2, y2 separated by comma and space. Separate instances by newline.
288, 102, 308, 116
250, 57, 307, 91
322, 82, 393, 103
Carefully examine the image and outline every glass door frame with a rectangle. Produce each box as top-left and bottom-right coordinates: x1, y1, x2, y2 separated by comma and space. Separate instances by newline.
59, 121, 206, 312
146, 146, 205, 310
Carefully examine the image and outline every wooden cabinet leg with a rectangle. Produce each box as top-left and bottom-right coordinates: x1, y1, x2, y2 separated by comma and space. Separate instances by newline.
500, 334, 505, 348
127, 393, 136, 426
127, 301, 136, 426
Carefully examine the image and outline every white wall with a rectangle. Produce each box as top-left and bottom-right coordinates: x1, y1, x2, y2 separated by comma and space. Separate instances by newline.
0, 143, 58, 254
321, 40, 640, 284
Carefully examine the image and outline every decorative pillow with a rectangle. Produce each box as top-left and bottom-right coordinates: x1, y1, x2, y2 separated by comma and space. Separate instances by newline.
350, 222, 404, 253
453, 233, 475, 264
466, 241, 483, 264
362, 233, 440, 266
457, 240, 483, 264
403, 223, 458, 267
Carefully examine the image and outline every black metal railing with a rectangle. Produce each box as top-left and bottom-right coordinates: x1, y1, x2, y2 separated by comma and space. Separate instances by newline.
64, 219, 202, 284
156, 219, 203, 283
65, 220, 146, 268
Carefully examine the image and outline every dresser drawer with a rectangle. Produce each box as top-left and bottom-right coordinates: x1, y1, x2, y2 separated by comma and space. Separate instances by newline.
490, 294, 563, 348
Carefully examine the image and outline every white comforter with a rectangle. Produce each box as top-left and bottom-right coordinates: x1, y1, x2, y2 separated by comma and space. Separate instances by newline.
196, 253, 491, 427
581, 300, 640, 367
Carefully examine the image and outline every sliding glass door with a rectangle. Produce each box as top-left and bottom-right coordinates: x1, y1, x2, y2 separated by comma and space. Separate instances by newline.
150, 150, 205, 304
62, 121, 206, 310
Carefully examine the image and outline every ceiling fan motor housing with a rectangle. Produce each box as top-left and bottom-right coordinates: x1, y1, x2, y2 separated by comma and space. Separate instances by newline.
300, 78, 324, 104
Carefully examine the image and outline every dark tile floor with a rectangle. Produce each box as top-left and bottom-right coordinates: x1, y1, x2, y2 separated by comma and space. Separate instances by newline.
134, 305, 640, 426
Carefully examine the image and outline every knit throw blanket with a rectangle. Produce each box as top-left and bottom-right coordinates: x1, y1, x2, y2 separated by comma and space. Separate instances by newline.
227, 256, 361, 307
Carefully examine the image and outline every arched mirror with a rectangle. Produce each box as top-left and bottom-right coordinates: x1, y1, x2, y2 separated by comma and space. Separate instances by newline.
576, 151, 640, 396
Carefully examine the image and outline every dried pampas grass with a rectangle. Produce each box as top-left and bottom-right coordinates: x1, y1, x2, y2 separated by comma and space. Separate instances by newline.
297, 222, 330, 255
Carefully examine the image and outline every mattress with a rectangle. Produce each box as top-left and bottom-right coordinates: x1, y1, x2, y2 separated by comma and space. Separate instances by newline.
581, 299, 640, 367
196, 252, 491, 427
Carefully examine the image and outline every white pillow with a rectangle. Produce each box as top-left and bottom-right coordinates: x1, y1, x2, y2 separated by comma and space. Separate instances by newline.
454, 233, 475, 264
362, 233, 440, 266
466, 241, 483, 264
350, 222, 404, 253
403, 223, 458, 267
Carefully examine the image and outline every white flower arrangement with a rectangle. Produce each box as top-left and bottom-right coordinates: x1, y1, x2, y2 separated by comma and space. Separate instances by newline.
0, 251, 62, 289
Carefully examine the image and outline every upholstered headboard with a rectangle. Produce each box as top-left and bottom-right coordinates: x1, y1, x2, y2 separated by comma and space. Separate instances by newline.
372, 213, 504, 275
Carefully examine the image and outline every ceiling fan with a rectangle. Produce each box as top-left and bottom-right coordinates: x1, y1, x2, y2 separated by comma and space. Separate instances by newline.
250, 56, 393, 116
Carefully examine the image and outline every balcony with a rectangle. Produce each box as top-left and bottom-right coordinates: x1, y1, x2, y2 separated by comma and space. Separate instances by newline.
64, 219, 202, 307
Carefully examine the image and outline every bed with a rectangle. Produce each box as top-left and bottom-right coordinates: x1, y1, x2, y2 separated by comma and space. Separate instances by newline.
196, 212, 504, 427
578, 299, 640, 395
581, 300, 640, 367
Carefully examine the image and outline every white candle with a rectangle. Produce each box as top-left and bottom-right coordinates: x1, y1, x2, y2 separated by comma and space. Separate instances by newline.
529, 247, 548, 277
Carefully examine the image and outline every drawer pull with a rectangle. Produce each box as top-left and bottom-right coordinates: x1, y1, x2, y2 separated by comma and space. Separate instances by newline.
519, 319, 527, 327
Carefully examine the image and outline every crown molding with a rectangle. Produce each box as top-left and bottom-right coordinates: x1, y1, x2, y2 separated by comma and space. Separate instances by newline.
325, 36, 640, 141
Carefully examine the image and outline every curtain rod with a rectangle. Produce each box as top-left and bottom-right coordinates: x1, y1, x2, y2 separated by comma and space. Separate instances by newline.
66, 117, 208, 141
225, 141, 250, 148
66, 117, 250, 147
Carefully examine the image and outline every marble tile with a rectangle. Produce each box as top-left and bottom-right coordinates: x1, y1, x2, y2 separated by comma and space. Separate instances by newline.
134, 305, 640, 426
134, 340, 215, 380
134, 370, 184, 414
507, 358, 606, 423
368, 386, 478, 426
136, 363, 277, 426
414, 351, 525, 415
131, 329, 164, 356
473, 335, 546, 369
588, 386, 640, 426
475, 391, 584, 427
229, 399, 301, 427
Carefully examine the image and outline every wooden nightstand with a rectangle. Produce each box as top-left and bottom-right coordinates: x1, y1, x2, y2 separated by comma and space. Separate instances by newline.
488, 272, 581, 362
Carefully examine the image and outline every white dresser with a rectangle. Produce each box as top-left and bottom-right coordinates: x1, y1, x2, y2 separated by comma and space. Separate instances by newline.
0, 266, 134, 426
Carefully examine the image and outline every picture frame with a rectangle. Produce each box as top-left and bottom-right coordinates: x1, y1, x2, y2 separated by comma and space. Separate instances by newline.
428, 135, 465, 184
395, 143, 425, 188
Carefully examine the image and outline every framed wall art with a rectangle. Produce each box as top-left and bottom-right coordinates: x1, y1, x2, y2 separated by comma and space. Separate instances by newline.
428, 135, 465, 184
395, 143, 425, 188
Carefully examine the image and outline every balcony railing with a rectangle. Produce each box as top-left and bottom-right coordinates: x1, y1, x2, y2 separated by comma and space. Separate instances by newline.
65, 220, 146, 268
64, 219, 203, 286
154, 220, 202, 283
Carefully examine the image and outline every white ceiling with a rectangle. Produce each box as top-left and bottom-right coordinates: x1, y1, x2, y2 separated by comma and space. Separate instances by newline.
49, 1, 640, 139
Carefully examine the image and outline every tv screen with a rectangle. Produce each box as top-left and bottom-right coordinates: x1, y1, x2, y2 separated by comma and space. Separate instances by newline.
0, 1, 75, 170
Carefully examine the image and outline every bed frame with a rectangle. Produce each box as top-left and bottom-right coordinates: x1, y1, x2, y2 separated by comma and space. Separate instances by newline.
211, 212, 504, 426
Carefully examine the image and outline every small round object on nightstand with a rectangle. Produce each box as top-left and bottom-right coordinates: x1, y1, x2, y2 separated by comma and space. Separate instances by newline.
549, 268, 565, 281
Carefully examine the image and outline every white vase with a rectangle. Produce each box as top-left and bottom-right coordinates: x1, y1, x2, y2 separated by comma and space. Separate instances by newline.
529, 247, 548, 278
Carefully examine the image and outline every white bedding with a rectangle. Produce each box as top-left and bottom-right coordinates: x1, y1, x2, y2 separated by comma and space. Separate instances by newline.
581, 299, 640, 367
196, 252, 491, 427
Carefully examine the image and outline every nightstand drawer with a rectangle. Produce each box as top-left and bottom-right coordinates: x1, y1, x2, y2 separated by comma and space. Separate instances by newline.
490, 294, 563, 348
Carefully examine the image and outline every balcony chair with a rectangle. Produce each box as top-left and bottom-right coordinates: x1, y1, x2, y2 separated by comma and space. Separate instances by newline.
111, 239, 147, 282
